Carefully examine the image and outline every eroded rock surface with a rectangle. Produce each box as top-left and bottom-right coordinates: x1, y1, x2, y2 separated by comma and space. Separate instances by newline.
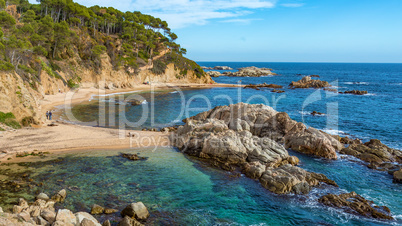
319, 192, 394, 220
289, 76, 331, 89
173, 103, 341, 194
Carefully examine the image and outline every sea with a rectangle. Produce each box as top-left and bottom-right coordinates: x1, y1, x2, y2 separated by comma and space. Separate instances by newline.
0, 62, 401, 225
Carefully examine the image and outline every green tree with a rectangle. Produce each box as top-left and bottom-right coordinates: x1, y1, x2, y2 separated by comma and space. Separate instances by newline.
52, 20, 70, 58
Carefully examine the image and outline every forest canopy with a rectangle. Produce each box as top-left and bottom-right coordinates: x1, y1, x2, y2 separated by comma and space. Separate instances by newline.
0, 0, 200, 78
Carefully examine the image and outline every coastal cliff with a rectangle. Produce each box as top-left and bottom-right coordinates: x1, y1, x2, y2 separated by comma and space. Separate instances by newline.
0, 1, 213, 125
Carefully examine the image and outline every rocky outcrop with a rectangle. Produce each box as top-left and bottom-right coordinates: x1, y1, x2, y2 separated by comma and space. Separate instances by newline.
340, 90, 368, 95
289, 76, 331, 89
244, 83, 283, 90
183, 103, 342, 159
202, 66, 233, 70
319, 192, 394, 220
222, 67, 276, 77
207, 71, 222, 77
121, 153, 147, 161
339, 139, 402, 182
173, 103, 340, 194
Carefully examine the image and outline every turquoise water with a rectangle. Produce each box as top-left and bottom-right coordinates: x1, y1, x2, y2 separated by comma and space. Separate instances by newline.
1, 147, 400, 225
5, 63, 401, 225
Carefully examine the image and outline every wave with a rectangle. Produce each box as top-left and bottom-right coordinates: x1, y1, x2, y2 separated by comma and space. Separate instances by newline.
321, 129, 348, 136
141, 100, 148, 105
344, 82, 369, 85
170, 91, 179, 94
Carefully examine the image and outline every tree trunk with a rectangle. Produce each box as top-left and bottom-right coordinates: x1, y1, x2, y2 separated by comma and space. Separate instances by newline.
53, 41, 58, 58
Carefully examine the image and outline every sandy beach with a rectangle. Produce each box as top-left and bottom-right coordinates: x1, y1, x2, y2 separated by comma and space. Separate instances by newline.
0, 83, 242, 162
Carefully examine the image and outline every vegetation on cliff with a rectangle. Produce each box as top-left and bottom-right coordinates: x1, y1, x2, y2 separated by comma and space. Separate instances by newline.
0, 0, 206, 87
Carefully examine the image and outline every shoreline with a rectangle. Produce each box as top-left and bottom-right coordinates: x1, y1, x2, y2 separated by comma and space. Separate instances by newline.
1, 83, 243, 162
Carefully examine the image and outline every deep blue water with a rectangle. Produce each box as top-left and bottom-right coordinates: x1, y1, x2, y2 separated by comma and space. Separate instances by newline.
38, 63, 402, 224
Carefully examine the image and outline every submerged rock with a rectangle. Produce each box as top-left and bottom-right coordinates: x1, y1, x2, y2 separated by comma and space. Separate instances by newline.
173, 103, 341, 194
340, 90, 368, 95
121, 153, 147, 161
289, 76, 331, 89
223, 66, 276, 77
319, 192, 394, 220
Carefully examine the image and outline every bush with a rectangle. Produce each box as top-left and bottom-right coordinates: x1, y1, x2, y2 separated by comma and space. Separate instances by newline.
21, 116, 35, 127
0, 112, 21, 129
0, 126, 4, 131
0, 60, 14, 71
18, 64, 36, 74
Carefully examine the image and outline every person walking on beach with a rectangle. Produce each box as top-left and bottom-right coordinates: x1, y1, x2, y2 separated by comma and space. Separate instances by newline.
46, 111, 49, 120
49, 111, 53, 120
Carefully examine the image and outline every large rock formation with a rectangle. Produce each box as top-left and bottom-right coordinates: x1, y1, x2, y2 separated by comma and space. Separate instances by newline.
289, 76, 331, 89
222, 67, 276, 77
182, 103, 342, 159
319, 192, 394, 220
207, 71, 222, 77
244, 83, 283, 90
173, 103, 341, 194
340, 139, 402, 183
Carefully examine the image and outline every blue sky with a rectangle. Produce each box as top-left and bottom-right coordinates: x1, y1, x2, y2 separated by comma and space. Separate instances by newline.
29, 0, 402, 63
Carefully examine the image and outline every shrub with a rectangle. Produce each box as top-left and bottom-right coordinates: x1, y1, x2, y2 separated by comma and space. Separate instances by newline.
0, 60, 14, 71
67, 79, 78, 88
21, 116, 35, 127
18, 64, 36, 74
0, 112, 21, 129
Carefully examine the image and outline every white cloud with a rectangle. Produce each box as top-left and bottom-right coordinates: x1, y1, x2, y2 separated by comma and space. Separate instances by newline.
281, 3, 304, 8
28, 0, 276, 29
130, 0, 276, 29
221, 18, 263, 24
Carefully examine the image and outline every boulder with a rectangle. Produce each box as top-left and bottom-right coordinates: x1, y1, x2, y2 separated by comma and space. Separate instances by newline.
319, 192, 393, 220
91, 204, 104, 215
36, 193, 50, 201
118, 216, 144, 226
289, 76, 331, 89
76, 212, 101, 226
17, 211, 31, 222
54, 209, 77, 225
121, 202, 150, 220
34, 216, 48, 225
393, 169, 402, 183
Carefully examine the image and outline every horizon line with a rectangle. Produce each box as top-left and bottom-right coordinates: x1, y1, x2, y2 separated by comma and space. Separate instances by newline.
195, 61, 402, 64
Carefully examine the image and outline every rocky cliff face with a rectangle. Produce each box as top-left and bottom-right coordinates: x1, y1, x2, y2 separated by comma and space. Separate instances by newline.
0, 53, 213, 124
